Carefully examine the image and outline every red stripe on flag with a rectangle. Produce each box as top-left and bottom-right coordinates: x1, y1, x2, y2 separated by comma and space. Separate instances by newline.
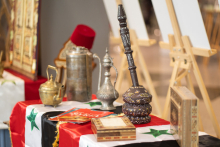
59, 115, 170, 147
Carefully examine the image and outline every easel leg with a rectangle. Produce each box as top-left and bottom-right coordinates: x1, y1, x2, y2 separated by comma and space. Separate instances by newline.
185, 72, 195, 94
183, 36, 220, 138
162, 61, 180, 119
193, 67, 219, 136
125, 66, 132, 86
116, 54, 127, 102
136, 47, 162, 116
136, 59, 143, 86
203, 57, 210, 66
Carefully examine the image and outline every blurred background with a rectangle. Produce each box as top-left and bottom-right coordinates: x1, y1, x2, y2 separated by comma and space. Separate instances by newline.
0, 0, 220, 146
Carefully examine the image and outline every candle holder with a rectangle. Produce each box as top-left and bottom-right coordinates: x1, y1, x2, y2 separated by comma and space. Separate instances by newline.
118, 5, 152, 124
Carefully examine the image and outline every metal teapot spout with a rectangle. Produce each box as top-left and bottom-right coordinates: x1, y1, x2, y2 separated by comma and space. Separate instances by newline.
53, 85, 65, 104
58, 85, 65, 99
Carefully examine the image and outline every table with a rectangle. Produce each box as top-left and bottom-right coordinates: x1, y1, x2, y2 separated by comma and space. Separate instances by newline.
9, 97, 220, 147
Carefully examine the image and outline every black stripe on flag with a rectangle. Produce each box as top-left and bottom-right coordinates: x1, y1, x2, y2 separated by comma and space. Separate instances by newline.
41, 111, 63, 147
41, 106, 123, 147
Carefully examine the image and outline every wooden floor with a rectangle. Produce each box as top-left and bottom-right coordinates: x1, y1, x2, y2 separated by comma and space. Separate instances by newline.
109, 36, 220, 137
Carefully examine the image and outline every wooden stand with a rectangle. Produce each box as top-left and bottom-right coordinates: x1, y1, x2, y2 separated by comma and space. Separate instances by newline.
159, 0, 220, 138
203, 7, 220, 67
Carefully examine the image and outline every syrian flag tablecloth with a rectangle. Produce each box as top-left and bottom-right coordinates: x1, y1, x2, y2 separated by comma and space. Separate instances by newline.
10, 95, 220, 147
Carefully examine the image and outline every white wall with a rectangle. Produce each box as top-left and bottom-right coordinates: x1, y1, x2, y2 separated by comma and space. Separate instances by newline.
40, 0, 109, 94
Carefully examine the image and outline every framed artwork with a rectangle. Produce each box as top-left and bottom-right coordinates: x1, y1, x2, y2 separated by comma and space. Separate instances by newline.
10, 0, 40, 80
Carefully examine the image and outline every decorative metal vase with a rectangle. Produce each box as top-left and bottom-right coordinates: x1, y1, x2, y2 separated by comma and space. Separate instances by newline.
66, 46, 102, 102
118, 5, 152, 124
96, 48, 119, 110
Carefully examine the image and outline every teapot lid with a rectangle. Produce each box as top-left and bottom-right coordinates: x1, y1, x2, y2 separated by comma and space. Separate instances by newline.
103, 48, 112, 63
66, 46, 92, 57
39, 75, 61, 91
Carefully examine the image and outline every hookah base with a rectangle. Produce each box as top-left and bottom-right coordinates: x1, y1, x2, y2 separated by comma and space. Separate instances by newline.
126, 115, 151, 124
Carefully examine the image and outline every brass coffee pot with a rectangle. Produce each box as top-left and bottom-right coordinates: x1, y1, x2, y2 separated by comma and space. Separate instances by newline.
39, 65, 65, 107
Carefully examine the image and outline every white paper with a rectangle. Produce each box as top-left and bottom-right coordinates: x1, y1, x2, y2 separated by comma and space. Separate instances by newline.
103, 0, 119, 37
100, 117, 126, 127
172, 0, 210, 49
122, 0, 149, 40
152, 0, 173, 43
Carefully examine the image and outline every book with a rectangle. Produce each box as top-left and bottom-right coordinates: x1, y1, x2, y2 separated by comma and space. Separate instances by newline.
49, 108, 113, 124
91, 117, 136, 142
170, 86, 199, 147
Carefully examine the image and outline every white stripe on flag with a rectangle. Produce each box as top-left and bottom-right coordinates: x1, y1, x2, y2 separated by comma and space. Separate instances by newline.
79, 125, 207, 147
24, 100, 122, 147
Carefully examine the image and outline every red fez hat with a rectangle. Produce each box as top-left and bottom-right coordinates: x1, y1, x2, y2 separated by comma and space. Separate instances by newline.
70, 24, 96, 50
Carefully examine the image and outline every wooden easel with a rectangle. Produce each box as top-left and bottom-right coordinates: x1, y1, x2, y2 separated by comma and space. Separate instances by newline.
159, 0, 220, 138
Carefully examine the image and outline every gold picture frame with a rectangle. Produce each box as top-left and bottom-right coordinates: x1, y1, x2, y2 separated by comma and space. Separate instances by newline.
10, 0, 40, 80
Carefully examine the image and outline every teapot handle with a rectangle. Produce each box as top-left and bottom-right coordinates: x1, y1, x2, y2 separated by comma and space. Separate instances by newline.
93, 53, 102, 91
109, 58, 118, 98
46, 65, 58, 81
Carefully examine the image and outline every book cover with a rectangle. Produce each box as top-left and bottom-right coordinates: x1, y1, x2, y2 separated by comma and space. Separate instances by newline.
49, 108, 113, 124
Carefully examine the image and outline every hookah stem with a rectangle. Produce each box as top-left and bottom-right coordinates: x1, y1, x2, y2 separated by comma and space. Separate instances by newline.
117, 4, 139, 87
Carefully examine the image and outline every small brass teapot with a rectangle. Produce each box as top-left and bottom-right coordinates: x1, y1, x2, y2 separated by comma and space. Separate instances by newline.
39, 65, 65, 107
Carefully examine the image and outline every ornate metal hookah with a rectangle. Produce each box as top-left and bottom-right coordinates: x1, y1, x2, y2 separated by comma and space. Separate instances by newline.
118, 5, 152, 124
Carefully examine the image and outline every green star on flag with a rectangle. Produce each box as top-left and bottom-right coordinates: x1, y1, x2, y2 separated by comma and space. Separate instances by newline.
1, 80, 16, 85
27, 108, 39, 131
85, 101, 102, 107
143, 129, 172, 138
